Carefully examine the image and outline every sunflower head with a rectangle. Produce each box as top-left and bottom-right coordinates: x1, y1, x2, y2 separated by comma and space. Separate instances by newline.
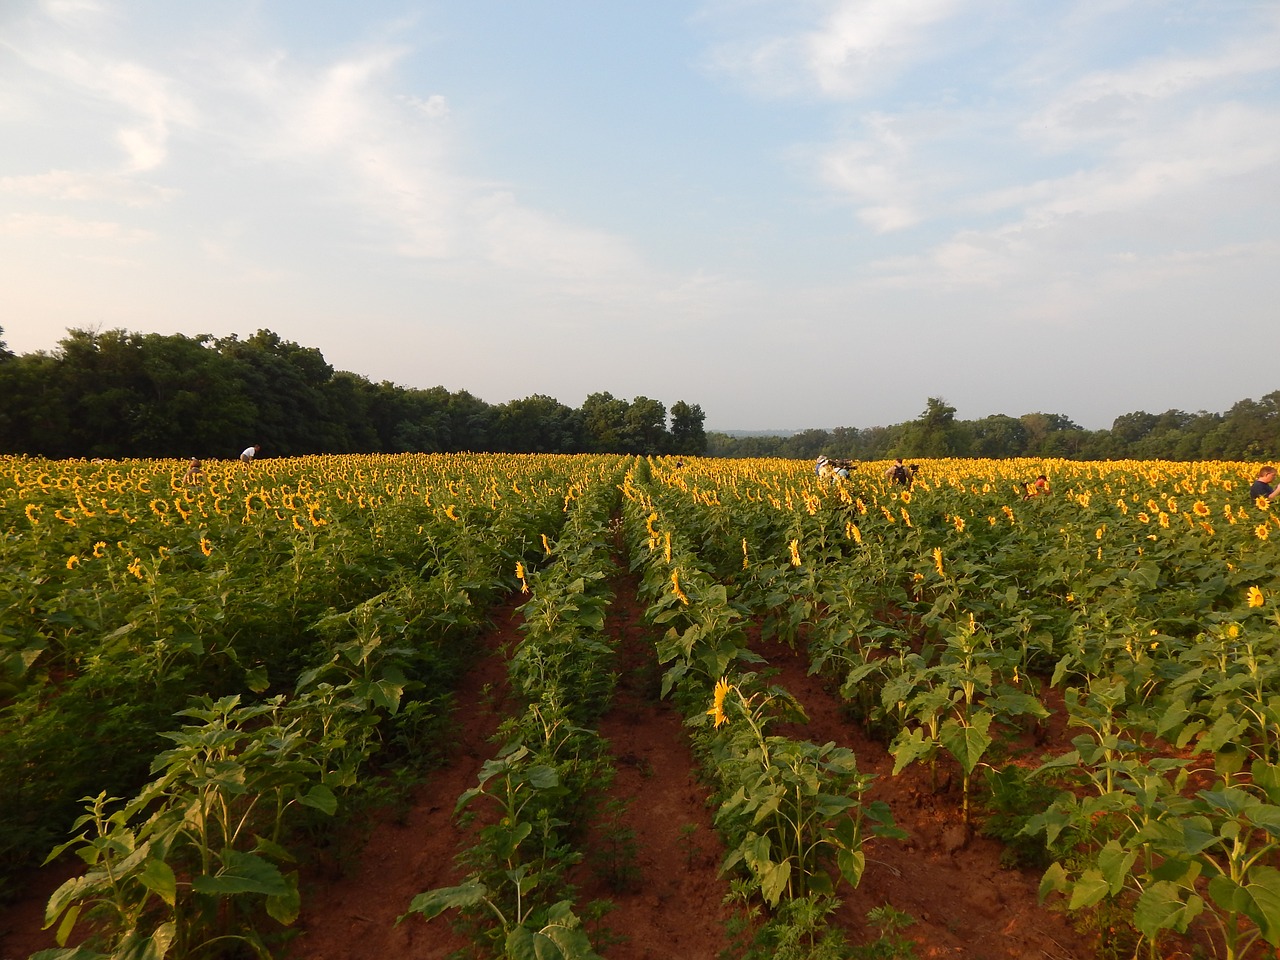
707, 677, 732, 728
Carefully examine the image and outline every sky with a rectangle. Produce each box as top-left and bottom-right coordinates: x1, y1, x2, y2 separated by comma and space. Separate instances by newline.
2, 1, 1279, 432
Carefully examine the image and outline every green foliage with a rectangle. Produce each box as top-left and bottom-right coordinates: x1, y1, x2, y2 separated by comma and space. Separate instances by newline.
0, 327, 706, 457
851, 905, 919, 960
37, 691, 364, 959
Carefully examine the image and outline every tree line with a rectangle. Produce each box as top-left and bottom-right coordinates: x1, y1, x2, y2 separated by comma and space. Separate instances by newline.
707, 396, 1280, 463
0, 328, 707, 459
6, 327, 1277, 463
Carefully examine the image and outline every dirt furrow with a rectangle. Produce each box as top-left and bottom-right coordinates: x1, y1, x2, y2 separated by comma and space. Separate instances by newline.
570, 562, 733, 959
752, 636, 1095, 960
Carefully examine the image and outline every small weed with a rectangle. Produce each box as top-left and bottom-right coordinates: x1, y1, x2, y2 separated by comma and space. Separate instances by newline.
582, 898, 627, 953
678, 821, 702, 869
851, 904, 918, 959
589, 798, 642, 893
978, 765, 1063, 869
721, 893, 851, 960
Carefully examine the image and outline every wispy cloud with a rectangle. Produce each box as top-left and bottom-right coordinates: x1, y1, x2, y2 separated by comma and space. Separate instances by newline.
0, 211, 152, 242
818, 113, 920, 231
0, 170, 177, 205
704, 0, 967, 99
7, 35, 196, 172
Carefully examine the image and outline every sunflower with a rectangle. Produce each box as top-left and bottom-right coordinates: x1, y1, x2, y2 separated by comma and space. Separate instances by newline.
671, 568, 689, 604
1248, 585, 1265, 608
706, 677, 732, 729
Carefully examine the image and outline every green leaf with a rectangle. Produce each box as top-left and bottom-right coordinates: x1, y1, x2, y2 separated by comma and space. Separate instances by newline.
1252, 761, 1280, 805
837, 846, 866, 888
138, 858, 177, 908
53, 903, 81, 948
403, 881, 489, 921
1067, 869, 1111, 910
759, 859, 791, 908
938, 713, 993, 776
1134, 881, 1203, 938
115, 924, 175, 960
1096, 841, 1136, 897
1207, 875, 1250, 917
1244, 866, 1280, 946
1198, 712, 1249, 754
29, 948, 107, 960
265, 873, 302, 926
505, 926, 542, 960
532, 903, 604, 960
191, 850, 290, 898
299, 783, 338, 816
526, 765, 560, 790
889, 728, 936, 775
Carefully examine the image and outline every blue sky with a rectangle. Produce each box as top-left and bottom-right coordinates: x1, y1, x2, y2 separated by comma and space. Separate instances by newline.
3, 1, 1278, 432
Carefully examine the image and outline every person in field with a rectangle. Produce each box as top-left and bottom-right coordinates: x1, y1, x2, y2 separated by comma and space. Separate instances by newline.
1023, 474, 1050, 499
885, 458, 914, 487
183, 457, 203, 484
241, 444, 260, 464
1249, 466, 1280, 502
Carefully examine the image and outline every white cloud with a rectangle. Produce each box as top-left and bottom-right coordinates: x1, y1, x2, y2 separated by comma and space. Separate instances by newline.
0, 169, 177, 205
402, 93, 449, 119
207, 39, 667, 294
976, 101, 1280, 226
1026, 33, 1280, 151
5, 25, 196, 172
39, 0, 109, 28
0, 211, 152, 242
818, 113, 920, 230
704, 0, 967, 99
805, 0, 965, 98
469, 191, 642, 284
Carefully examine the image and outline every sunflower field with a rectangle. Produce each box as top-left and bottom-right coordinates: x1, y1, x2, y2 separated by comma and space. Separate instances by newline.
4, 452, 1280, 959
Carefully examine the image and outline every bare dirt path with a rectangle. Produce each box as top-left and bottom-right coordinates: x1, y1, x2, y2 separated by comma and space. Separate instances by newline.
283, 595, 525, 960
750, 635, 1094, 960
567, 562, 733, 960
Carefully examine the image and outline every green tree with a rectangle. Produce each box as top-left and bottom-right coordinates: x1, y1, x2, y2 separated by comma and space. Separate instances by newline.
897, 397, 958, 456
492, 394, 583, 453
779, 429, 831, 459
581, 392, 630, 452
669, 400, 707, 456
969, 414, 1028, 457
621, 396, 667, 453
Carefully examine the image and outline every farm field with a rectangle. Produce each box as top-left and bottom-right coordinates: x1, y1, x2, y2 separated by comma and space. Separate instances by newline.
3, 452, 1280, 960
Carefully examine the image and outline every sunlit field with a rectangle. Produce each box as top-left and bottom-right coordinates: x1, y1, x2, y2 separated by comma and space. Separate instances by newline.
4, 453, 1279, 959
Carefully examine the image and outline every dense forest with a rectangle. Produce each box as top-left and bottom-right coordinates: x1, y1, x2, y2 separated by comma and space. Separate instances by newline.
3, 327, 1279, 462
707, 395, 1280, 463
0, 328, 707, 459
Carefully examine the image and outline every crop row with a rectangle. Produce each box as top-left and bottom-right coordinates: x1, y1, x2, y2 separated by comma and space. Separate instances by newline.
7, 452, 1280, 959
629, 455, 1280, 959
1, 453, 627, 956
